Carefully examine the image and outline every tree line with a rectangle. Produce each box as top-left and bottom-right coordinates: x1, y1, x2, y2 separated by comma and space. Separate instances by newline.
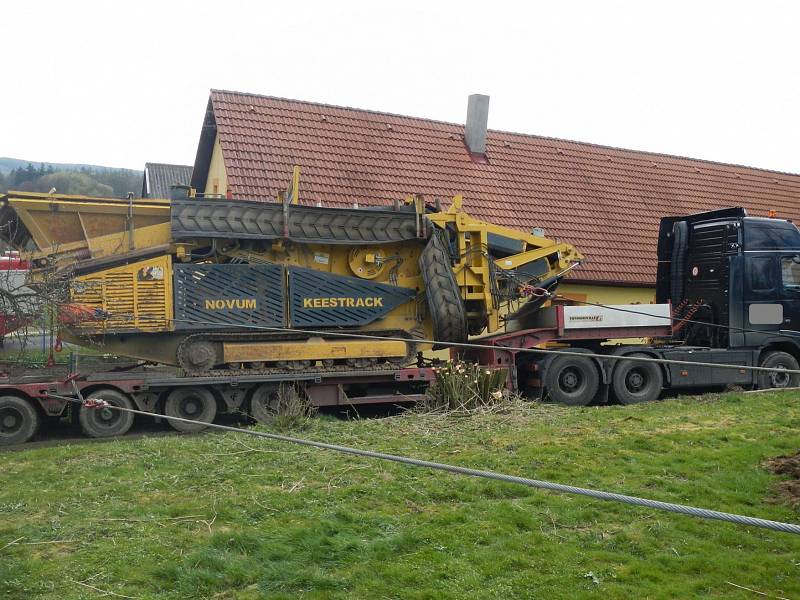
0, 162, 142, 197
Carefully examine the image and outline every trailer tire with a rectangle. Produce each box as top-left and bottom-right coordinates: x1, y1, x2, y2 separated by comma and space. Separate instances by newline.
757, 351, 800, 390
612, 353, 663, 405
0, 396, 40, 445
545, 355, 599, 406
164, 387, 217, 432
79, 389, 134, 438
249, 384, 280, 425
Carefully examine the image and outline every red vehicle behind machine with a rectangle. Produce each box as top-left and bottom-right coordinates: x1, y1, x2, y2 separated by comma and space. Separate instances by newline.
0, 252, 29, 343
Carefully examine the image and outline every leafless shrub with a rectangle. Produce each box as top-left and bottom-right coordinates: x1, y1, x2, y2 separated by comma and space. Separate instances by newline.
269, 384, 316, 430
420, 360, 509, 414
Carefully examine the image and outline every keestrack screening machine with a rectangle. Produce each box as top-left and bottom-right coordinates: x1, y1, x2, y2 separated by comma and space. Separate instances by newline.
0, 181, 582, 375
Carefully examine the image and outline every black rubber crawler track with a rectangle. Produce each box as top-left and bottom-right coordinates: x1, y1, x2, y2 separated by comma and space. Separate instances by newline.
171, 199, 429, 245
176, 330, 417, 375
420, 230, 467, 346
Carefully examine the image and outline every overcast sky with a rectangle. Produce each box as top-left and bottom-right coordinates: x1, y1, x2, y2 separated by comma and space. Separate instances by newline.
3, 1, 799, 174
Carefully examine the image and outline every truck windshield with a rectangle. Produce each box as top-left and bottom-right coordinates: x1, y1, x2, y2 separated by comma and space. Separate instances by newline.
745, 221, 800, 250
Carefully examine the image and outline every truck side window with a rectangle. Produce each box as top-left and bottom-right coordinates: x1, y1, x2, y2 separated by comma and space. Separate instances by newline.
749, 257, 774, 291
781, 257, 800, 290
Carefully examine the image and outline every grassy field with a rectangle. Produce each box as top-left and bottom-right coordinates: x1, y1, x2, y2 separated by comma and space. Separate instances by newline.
1, 391, 799, 599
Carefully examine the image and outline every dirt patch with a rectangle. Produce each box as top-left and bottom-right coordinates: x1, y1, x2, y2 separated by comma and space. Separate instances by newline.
764, 451, 800, 508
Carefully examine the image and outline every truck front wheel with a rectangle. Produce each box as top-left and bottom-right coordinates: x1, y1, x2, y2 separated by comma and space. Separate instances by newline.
757, 351, 800, 390
612, 353, 663, 405
545, 355, 599, 406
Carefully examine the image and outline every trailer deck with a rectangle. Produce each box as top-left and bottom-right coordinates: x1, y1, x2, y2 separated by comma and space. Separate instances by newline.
0, 363, 436, 418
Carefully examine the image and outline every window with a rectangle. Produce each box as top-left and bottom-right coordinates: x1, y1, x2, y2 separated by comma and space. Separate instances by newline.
781, 257, 800, 290
749, 256, 774, 291
745, 223, 800, 250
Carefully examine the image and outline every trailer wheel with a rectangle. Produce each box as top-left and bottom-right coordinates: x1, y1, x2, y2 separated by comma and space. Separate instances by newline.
612, 353, 663, 405
545, 355, 599, 406
757, 351, 800, 390
249, 384, 280, 425
0, 396, 40, 445
79, 389, 134, 438
164, 387, 217, 432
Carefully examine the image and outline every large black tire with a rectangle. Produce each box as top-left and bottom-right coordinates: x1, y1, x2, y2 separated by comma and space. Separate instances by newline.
757, 351, 800, 390
420, 231, 467, 345
164, 387, 217, 432
0, 395, 40, 445
545, 354, 600, 406
249, 384, 280, 425
612, 353, 663, 405
79, 389, 134, 438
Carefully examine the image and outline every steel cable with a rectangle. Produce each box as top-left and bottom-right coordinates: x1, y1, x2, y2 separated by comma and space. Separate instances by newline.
46, 392, 800, 536
22, 263, 800, 375
129, 315, 800, 376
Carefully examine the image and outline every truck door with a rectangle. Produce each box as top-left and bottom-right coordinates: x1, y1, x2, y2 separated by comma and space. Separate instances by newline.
743, 254, 781, 346
778, 254, 800, 334
743, 253, 800, 344
742, 219, 800, 346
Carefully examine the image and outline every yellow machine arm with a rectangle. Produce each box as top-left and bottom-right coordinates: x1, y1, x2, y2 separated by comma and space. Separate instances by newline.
427, 194, 583, 333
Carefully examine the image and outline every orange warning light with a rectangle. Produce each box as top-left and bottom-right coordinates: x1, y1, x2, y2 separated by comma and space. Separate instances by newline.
768, 209, 777, 218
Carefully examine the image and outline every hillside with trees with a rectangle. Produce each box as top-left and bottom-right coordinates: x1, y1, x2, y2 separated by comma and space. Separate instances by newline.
0, 161, 142, 197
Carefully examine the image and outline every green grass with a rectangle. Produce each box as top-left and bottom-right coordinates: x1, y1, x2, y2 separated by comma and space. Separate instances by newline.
1, 391, 799, 599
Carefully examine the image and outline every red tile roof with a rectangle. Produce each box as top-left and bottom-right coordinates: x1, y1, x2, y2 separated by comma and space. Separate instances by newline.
192, 89, 800, 286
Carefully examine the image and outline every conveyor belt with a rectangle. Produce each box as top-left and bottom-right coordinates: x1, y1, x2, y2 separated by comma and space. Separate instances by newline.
171, 198, 429, 245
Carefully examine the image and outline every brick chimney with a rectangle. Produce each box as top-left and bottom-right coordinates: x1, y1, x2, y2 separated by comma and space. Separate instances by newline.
465, 94, 490, 156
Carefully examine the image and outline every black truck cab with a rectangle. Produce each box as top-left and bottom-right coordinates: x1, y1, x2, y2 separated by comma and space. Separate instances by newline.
657, 208, 800, 357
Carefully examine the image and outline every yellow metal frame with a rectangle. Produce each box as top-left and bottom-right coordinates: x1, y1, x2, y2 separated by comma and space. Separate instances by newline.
222, 338, 408, 362
427, 194, 584, 331
26, 222, 174, 277
290, 166, 301, 204
1, 191, 170, 252
2, 191, 172, 275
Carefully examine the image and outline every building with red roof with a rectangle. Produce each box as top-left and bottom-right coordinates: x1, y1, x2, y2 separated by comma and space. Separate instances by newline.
191, 90, 800, 305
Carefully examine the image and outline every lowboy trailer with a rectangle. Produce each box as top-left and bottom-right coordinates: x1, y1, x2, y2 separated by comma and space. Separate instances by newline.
0, 301, 671, 444
0, 362, 437, 444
